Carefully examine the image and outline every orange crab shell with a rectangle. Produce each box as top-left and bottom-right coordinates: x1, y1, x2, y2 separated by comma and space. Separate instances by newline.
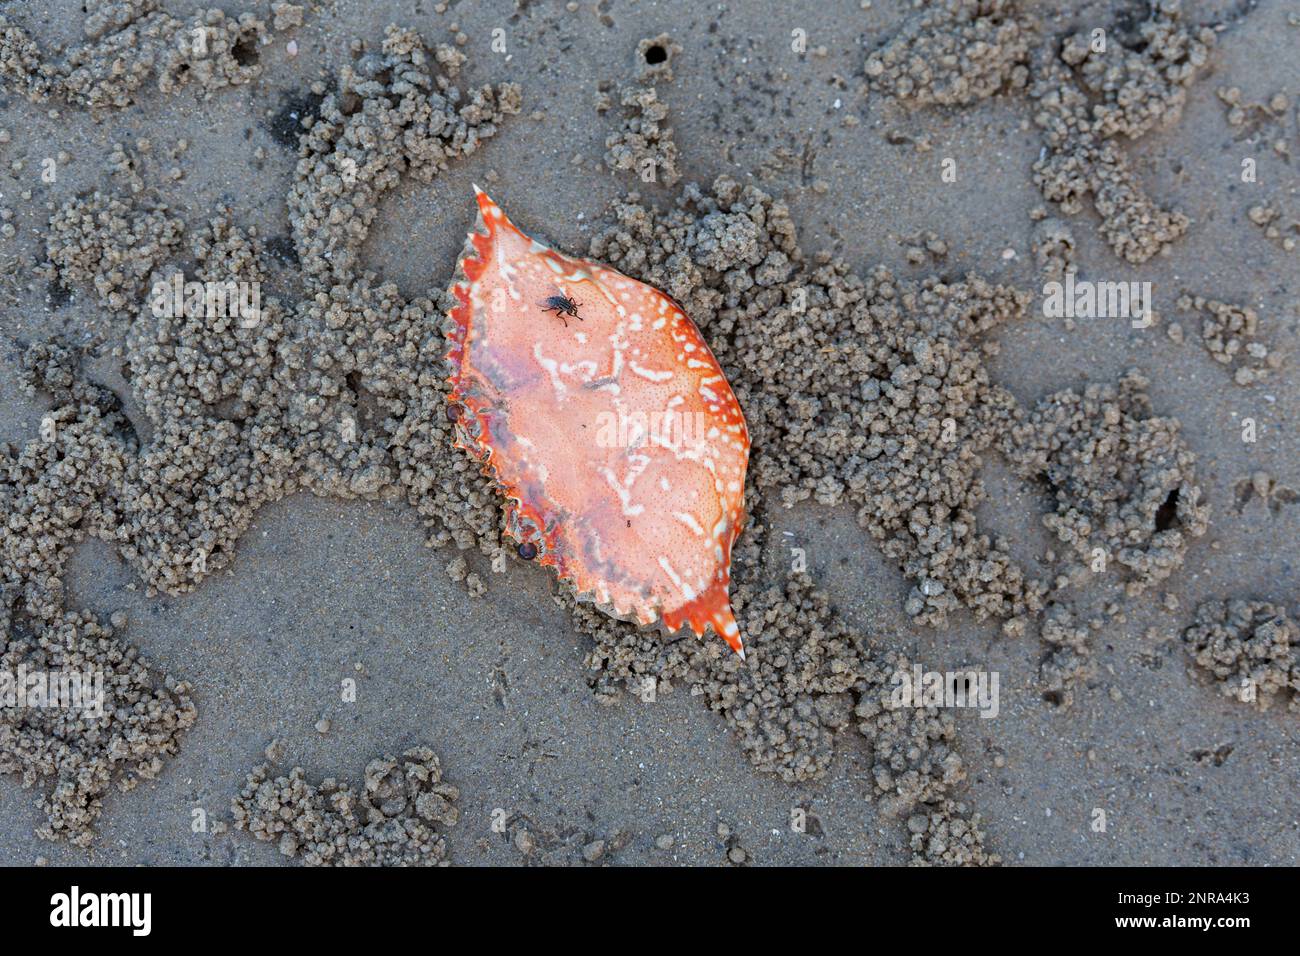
445, 187, 751, 657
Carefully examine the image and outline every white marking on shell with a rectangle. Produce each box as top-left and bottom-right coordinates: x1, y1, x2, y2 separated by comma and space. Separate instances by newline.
630, 362, 674, 383
657, 556, 695, 600
600, 466, 646, 517
533, 345, 567, 398
675, 512, 705, 536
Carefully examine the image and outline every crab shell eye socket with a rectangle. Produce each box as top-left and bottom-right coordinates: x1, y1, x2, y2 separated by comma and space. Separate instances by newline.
445, 403, 463, 423
517, 541, 539, 560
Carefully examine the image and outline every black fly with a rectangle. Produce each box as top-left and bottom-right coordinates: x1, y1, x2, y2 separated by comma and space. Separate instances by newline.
538, 292, 583, 327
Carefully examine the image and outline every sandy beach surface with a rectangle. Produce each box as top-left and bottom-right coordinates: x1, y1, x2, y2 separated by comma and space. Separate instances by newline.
0, 0, 1296, 866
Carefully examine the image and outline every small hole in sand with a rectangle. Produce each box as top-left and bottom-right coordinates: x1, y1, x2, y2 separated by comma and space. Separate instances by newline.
1154, 488, 1180, 532
232, 37, 259, 67
643, 44, 667, 65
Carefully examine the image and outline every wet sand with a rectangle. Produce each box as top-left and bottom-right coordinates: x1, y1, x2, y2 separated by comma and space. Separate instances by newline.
0, 0, 1297, 865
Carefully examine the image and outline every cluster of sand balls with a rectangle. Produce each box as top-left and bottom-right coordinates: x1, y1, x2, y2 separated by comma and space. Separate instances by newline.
863, 0, 1035, 107
2, 343, 197, 846
4, 19, 520, 850
1182, 600, 1299, 712
0, 0, 296, 110
231, 746, 460, 865
866, 0, 1215, 264
1176, 295, 1282, 387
